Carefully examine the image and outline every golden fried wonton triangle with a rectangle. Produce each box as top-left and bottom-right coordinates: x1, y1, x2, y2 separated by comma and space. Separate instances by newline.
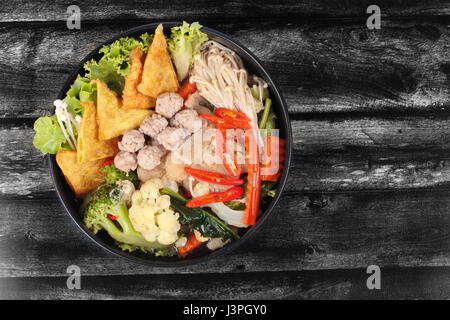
56, 150, 105, 197
96, 80, 153, 140
137, 24, 179, 97
77, 101, 119, 164
123, 46, 156, 109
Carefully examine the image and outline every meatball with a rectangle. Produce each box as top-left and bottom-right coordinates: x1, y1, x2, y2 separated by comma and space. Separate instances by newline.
149, 138, 168, 156
118, 129, 145, 152
207, 238, 230, 251
137, 145, 164, 170
155, 92, 184, 118
170, 109, 203, 133
156, 127, 190, 151
114, 151, 137, 172
139, 114, 168, 138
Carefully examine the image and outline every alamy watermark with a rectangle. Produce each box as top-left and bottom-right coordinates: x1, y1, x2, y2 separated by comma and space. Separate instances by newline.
366, 265, 381, 290
67, 5, 81, 30
66, 265, 81, 290
366, 5, 381, 29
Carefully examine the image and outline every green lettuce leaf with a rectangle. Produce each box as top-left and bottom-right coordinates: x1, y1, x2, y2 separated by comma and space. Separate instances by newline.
84, 60, 124, 95
167, 21, 208, 82
96, 33, 153, 77
63, 75, 97, 117
33, 115, 70, 154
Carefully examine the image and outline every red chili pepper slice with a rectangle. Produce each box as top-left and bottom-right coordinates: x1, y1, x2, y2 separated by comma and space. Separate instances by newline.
102, 158, 114, 167
216, 125, 241, 178
178, 78, 197, 100
108, 215, 118, 220
242, 132, 261, 226
186, 187, 244, 208
184, 167, 244, 186
200, 113, 252, 130
214, 108, 251, 122
178, 233, 203, 256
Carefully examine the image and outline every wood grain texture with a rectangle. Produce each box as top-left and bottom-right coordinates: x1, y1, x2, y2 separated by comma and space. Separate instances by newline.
1, 1, 449, 299
1, 189, 449, 277
3, 117, 450, 199
1, 20, 450, 118
1, 267, 449, 299
0, 0, 449, 23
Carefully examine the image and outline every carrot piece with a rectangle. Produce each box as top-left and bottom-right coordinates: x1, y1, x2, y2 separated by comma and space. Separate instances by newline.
242, 132, 261, 226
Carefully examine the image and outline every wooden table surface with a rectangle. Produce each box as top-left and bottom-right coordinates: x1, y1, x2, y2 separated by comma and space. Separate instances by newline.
1, 1, 449, 299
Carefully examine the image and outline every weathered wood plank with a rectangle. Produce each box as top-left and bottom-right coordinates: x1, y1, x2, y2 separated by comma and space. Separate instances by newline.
3, 116, 450, 198
1, 20, 450, 118
1, 189, 449, 277
1, 267, 448, 299
0, 0, 448, 23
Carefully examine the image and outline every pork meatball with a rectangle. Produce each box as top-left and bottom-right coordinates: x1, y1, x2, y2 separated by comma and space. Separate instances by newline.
170, 109, 203, 133
137, 145, 164, 170
149, 139, 168, 156
156, 127, 190, 151
114, 151, 137, 172
155, 92, 184, 118
118, 129, 145, 152
139, 114, 168, 138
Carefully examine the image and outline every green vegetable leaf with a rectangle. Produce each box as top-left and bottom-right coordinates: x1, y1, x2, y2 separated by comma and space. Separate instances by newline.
64, 75, 97, 117
97, 33, 153, 77
162, 188, 239, 241
224, 201, 246, 211
84, 60, 125, 95
261, 181, 277, 198
33, 116, 70, 154
167, 21, 208, 82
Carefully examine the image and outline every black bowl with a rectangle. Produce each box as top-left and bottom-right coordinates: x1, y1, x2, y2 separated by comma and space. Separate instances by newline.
49, 22, 292, 266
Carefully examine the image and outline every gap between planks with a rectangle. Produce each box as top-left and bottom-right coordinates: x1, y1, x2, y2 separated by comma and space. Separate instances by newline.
0, 267, 449, 299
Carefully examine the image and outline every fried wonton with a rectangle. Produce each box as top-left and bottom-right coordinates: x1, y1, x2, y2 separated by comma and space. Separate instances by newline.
96, 80, 153, 140
123, 46, 156, 109
137, 24, 179, 97
56, 150, 105, 197
77, 101, 119, 164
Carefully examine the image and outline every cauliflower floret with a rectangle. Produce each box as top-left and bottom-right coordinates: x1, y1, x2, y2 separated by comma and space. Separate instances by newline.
129, 178, 181, 245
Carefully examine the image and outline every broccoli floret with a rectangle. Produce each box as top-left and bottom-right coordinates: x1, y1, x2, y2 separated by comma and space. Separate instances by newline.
102, 164, 138, 186
81, 184, 167, 252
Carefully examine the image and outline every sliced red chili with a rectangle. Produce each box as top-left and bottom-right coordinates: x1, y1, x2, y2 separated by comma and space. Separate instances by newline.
178, 78, 197, 100
200, 113, 252, 130
216, 125, 241, 178
186, 187, 244, 208
102, 159, 114, 167
184, 167, 244, 186
178, 233, 203, 256
214, 108, 251, 122
108, 215, 118, 220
